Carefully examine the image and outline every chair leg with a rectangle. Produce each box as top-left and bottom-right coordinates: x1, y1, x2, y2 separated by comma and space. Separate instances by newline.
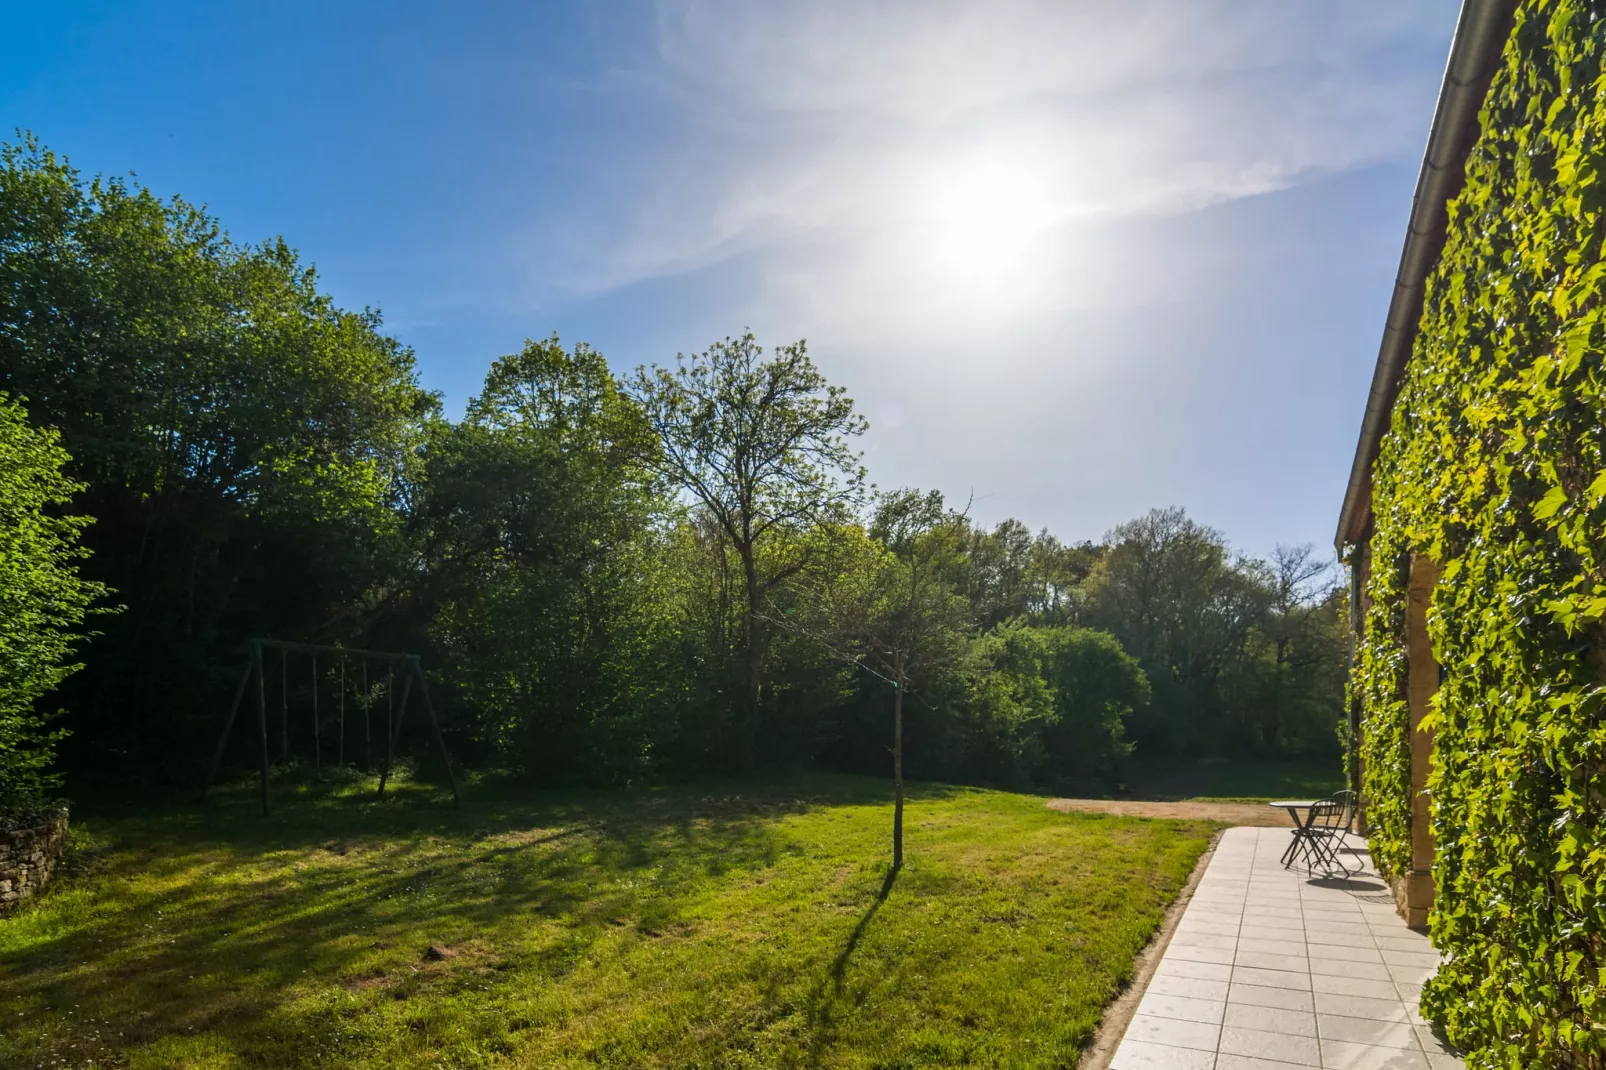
1331, 832, 1359, 877
1283, 826, 1317, 869
1307, 832, 1325, 869
1306, 830, 1349, 877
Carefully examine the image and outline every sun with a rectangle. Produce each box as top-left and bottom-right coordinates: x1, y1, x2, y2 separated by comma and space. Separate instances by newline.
915, 155, 1063, 296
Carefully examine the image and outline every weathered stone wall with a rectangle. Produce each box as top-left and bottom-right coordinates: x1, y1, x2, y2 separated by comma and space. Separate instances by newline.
0, 810, 68, 913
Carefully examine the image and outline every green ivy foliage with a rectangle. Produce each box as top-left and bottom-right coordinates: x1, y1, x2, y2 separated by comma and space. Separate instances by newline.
1357, 2, 1606, 1065
1355, 544, 1412, 883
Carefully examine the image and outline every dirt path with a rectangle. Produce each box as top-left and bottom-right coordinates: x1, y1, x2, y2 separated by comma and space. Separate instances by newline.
1046, 798, 1296, 827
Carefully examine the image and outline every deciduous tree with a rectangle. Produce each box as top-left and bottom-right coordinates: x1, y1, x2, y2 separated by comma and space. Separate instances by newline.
821, 490, 970, 868
632, 333, 865, 765
0, 394, 107, 818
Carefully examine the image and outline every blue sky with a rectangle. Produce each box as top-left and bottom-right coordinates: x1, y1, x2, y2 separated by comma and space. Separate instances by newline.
4, 1, 1462, 557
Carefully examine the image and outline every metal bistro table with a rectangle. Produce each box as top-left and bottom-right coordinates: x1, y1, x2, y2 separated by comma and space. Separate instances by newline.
1269, 799, 1318, 869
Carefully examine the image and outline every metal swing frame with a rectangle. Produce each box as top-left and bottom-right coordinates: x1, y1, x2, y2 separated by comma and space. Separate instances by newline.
202, 639, 461, 814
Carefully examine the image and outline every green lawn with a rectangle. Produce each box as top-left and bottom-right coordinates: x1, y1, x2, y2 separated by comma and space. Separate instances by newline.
0, 772, 1215, 1068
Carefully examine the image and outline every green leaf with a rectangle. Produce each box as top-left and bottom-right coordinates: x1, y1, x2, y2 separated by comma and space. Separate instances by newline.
1534, 486, 1569, 520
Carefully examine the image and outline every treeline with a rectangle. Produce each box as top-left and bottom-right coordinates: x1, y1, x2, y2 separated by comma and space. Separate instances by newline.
0, 139, 1346, 809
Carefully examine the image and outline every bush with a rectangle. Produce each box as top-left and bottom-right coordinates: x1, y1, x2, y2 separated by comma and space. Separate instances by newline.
974, 621, 1147, 789
0, 394, 106, 821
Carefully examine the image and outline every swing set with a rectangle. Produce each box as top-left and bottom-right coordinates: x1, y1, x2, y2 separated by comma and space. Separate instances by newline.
202, 639, 461, 813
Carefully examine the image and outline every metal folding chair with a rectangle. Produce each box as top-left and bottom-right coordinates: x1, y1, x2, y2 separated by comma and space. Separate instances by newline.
1330, 790, 1356, 832
1303, 796, 1357, 877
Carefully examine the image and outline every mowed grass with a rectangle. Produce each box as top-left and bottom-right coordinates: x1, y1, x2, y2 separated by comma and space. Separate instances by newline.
0, 772, 1215, 1068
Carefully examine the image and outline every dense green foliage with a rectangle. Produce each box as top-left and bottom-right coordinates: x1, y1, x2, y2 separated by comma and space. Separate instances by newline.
1355, 548, 1413, 882
0, 393, 105, 819
633, 334, 867, 766
0, 137, 436, 780
1355, 2, 1606, 1065
0, 775, 1215, 1068
977, 621, 1150, 785
416, 337, 669, 778
0, 134, 1347, 814
1084, 508, 1350, 761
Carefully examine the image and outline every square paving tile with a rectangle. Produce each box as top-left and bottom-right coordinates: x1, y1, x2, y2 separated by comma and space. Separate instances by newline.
1232, 966, 1312, 991
1414, 1025, 1459, 1057
1228, 983, 1314, 1012
1311, 974, 1400, 1001
1189, 909, 1247, 924
1313, 992, 1410, 1023
1318, 1014, 1417, 1048
1223, 1003, 1317, 1037
1246, 915, 1307, 933
1236, 936, 1304, 954
1171, 944, 1238, 965
1159, 958, 1234, 982
1320, 1038, 1430, 1068
1387, 962, 1437, 985
1306, 927, 1376, 947
1311, 957, 1391, 981
1149, 973, 1231, 1001
1174, 932, 1241, 951
1373, 934, 1432, 953
1215, 1055, 1313, 1070
1110, 1038, 1218, 1070
1235, 950, 1310, 973
1218, 1025, 1321, 1066
1110, 828, 1464, 1070
1138, 992, 1226, 1025
1123, 1013, 1221, 1051
1306, 942, 1383, 963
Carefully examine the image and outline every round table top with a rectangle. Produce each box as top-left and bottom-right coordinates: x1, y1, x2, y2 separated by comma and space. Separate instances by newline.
1268, 800, 1318, 808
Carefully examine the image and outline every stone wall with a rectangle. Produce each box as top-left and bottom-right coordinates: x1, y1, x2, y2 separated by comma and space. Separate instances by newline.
0, 810, 68, 913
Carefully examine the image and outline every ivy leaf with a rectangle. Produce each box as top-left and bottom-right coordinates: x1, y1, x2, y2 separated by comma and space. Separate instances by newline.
1587, 468, 1606, 503
1534, 486, 1569, 521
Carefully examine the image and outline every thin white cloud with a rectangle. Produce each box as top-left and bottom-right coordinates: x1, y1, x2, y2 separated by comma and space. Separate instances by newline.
523, 0, 1455, 317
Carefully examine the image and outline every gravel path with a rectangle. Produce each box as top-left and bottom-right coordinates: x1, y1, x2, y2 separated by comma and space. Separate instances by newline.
1046, 798, 1297, 827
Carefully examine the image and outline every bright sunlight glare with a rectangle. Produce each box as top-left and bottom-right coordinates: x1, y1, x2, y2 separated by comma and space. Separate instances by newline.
914, 155, 1064, 300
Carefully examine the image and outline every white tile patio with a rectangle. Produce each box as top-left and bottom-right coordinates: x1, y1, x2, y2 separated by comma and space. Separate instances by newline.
1110, 826, 1465, 1070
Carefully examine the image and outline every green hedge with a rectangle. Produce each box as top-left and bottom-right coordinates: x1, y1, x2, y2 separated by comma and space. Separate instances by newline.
1356, 2, 1606, 1065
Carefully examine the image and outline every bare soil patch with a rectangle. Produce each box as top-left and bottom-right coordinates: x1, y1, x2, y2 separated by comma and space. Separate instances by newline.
1047, 798, 1296, 826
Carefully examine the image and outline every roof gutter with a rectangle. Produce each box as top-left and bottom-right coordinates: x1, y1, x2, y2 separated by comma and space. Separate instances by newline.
1334, 0, 1518, 552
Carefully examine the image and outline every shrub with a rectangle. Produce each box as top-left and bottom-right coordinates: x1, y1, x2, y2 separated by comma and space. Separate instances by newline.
975, 621, 1146, 789
0, 394, 105, 821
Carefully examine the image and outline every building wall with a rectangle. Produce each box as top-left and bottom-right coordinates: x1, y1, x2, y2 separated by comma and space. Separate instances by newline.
1353, 1, 1606, 1064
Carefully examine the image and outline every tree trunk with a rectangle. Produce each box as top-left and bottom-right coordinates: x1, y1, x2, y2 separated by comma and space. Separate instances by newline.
739, 545, 764, 766
893, 679, 905, 871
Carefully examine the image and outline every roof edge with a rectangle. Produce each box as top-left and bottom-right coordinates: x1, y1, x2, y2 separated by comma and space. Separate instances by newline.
1335, 0, 1518, 551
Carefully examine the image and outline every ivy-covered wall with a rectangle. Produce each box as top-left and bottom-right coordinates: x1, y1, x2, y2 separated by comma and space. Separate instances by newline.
1355, 2, 1606, 1065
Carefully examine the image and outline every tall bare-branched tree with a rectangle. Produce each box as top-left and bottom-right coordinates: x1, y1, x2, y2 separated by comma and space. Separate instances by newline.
631, 333, 865, 765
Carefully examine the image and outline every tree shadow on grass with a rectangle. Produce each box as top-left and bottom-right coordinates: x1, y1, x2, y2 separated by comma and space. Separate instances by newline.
803, 861, 901, 1069
0, 774, 893, 1066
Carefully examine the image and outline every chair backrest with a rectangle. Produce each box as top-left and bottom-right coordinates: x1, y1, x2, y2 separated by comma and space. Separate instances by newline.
1329, 789, 1357, 831
1310, 798, 1347, 830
